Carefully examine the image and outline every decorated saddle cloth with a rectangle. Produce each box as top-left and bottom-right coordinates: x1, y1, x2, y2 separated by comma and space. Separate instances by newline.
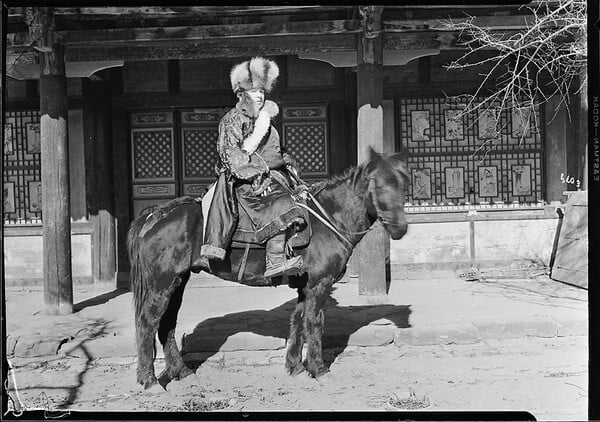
202, 177, 311, 249
138, 196, 201, 238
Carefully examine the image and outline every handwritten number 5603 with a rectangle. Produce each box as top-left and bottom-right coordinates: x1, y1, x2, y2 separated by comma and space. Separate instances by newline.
560, 173, 581, 189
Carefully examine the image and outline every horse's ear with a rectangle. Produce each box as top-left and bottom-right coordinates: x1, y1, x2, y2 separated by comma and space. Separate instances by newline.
391, 148, 408, 161
368, 146, 381, 163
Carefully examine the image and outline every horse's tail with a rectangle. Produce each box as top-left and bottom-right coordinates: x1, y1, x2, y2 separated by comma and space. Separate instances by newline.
127, 213, 150, 321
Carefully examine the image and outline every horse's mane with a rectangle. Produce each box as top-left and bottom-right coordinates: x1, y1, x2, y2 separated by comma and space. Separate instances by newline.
311, 154, 408, 194
309, 165, 366, 198
323, 166, 364, 189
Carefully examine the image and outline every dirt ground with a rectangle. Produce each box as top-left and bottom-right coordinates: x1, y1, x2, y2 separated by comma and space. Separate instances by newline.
6, 335, 587, 420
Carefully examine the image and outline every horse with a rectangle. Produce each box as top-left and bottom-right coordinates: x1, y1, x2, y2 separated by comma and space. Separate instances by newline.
127, 147, 409, 388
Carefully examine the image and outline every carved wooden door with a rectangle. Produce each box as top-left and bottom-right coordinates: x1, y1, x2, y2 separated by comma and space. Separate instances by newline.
129, 108, 225, 217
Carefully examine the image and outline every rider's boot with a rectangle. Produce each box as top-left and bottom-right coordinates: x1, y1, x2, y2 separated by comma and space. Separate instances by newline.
264, 233, 303, 278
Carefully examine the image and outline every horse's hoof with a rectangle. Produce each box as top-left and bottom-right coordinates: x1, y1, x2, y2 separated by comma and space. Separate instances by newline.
146, 382, 166, 395
285, 363, 306, 376
138, 374, 158, 389
308, 365, 330, 379
174, 366, 194, 380
158, 365, 194, 386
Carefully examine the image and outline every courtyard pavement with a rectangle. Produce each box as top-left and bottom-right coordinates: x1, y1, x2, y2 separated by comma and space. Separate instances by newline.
4, 269, 588, 362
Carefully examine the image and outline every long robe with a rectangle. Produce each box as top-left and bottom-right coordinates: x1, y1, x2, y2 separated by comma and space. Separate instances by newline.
201, 104, 305, 259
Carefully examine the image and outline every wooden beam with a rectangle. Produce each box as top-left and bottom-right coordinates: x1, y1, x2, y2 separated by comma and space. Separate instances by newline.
63, 33, 357, 62
88, 80, 117, 283
31, 7, 74, 315
7, 20, 361, 48
384, 3, 555, 9
8, 6, 353, 24
384, 15, 536, 32
111, 103, 132, 289
52, 6, 351, 18
355, 6, 389, 301
383, 30, 526, 51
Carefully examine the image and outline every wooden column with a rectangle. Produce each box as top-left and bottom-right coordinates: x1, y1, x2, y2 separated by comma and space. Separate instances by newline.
112, 102, 132, 289
355, 6, 389, 300
29, 7, 73, 314
544, 96, 568, 202
88, 80, 116, 283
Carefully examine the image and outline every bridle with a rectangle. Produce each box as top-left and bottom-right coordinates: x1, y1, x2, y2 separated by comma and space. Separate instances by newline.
367, 177, 407, 229
295, 171, 406, 249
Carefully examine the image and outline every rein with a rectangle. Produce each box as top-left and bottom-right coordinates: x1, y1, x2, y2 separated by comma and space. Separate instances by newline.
283, 171, 363, 249
286, 168, 402, 249
298, 191, 371, 249
294, 179, 378, 249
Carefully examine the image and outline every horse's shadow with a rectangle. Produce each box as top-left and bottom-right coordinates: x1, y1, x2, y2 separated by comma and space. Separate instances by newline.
181, 293, 411, 371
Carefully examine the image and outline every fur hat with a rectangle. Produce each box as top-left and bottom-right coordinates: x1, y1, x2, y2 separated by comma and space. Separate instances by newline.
230, 57, 279, 93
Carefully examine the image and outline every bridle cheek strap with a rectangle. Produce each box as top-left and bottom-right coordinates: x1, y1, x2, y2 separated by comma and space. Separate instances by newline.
368, 177, 405, 228
367, 177, 383, 224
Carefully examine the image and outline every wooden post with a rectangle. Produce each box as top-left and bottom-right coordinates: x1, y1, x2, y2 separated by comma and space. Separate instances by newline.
28, 7, 74, 314
112, 103, 132, 289
89, 80, 116, 283
356, 6, 389, 300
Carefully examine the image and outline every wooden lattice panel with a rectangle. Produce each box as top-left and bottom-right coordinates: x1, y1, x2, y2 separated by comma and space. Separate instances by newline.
399, 97, 544, 206
282, 105, 329, 178
3, 110, 42, 223
131, 128, 175, 181
400, 97, 542, 155
182, 127, 218, 179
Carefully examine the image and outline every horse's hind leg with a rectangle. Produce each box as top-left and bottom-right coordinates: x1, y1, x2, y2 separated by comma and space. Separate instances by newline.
303, 277, 334, 378
136, 280, 176, 388
285, 286, 306, 375
157, 272, 193, 385
136, 311, 160, 388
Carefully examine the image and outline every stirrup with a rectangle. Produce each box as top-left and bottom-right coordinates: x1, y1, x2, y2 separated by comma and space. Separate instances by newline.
264, 255, 303, 278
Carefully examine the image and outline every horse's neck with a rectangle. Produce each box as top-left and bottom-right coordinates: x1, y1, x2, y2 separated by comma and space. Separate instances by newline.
317, 178, 373, 246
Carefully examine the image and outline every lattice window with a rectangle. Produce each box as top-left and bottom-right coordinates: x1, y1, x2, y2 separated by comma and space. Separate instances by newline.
182, 128, 218, 178
282, 104, 329, 178
131, 128, 175, 181
398, 97, 544, 207
3, 110, 42, 224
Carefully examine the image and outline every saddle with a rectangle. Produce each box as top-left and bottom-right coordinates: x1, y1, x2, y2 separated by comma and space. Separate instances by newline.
201, 182, 311, 251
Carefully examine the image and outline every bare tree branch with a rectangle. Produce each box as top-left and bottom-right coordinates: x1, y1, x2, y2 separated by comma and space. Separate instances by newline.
442, 0, 586, 137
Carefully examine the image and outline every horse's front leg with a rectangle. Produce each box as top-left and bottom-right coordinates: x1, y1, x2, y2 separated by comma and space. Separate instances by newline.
302, 277, 334, 378
285, 286, 306, 375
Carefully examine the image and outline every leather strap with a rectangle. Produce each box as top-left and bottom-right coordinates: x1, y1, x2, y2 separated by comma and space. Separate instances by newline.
296, 199, 354, 249
237, 242, 251, 283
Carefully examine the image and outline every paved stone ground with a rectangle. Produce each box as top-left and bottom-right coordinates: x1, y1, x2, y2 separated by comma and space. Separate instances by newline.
4, 272, 588, 418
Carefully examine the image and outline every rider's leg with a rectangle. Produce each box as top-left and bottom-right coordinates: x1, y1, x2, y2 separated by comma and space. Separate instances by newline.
264, 233, 303, 278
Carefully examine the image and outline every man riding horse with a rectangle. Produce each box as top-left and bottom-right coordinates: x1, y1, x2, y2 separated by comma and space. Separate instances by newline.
200, 57, 306, 279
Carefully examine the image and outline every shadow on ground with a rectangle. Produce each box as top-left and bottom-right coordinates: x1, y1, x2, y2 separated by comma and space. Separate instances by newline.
182, 295, 411, 371
73, 289, 129, 313
7, 318, 111, 410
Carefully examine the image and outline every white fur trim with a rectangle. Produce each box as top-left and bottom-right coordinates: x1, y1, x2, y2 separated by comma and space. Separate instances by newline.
262, 100, 279, 118
241, 110, 271, 154
230, 57, 279, 93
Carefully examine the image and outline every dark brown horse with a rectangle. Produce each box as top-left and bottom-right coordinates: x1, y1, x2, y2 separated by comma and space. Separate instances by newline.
127, 148, 409, 388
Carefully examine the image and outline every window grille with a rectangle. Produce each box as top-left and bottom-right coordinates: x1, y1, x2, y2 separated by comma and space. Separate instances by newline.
3, 110, 42, 224
398, 97, 544, 209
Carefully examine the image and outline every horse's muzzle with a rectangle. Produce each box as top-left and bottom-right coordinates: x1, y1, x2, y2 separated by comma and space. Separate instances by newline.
387, 221, 408, 240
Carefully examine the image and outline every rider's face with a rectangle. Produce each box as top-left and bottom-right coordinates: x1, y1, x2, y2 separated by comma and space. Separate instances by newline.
245, 88, 265, 108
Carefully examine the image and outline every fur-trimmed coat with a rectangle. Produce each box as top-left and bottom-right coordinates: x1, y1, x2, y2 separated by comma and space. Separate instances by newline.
202, 98, 305, 258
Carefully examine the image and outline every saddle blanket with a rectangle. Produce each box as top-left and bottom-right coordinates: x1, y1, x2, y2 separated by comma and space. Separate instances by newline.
202, 182, 311, 249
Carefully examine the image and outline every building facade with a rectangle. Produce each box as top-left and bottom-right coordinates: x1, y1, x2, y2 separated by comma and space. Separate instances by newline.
3, 6, 586, 288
